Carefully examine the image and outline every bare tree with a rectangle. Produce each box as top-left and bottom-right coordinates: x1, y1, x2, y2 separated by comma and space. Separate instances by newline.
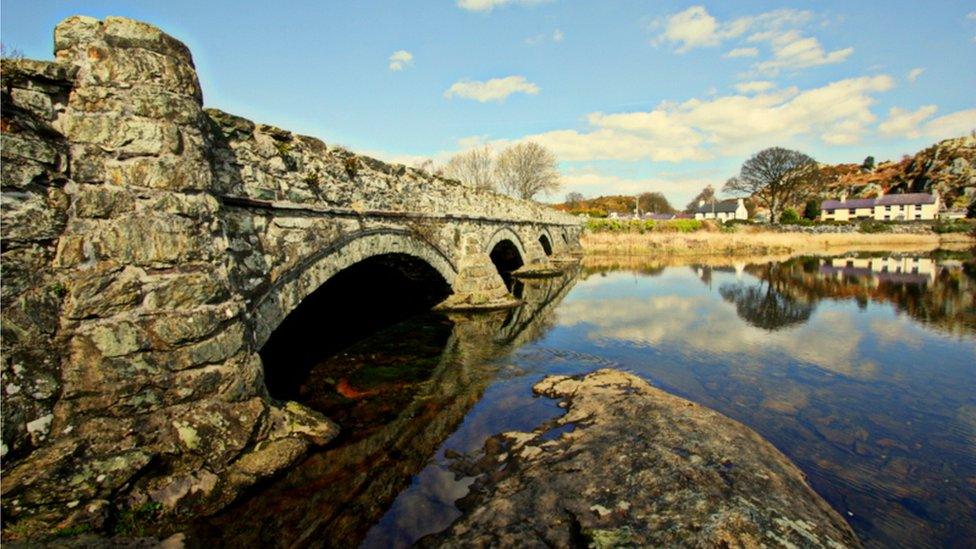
723, 147, 818, 223
495, 142, 561, 200
638, 192, 675, 214
1, 43, 24, 60
684, 185, 715, 213
443, 146, 497, 191
565, 191, 584, 208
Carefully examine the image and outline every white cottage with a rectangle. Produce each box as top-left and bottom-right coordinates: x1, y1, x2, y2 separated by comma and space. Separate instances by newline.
693, 198, 748, 221
820, 193, 939, 221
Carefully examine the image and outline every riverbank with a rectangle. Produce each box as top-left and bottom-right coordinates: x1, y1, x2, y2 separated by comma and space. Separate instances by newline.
581, 230, 974, 257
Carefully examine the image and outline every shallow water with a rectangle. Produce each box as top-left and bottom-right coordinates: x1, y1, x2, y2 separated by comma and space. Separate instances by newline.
193, 251, 976, 548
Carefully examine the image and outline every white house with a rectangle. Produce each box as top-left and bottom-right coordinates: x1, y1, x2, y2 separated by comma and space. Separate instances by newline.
693, 198, 748, 221
820, 192, 939, 221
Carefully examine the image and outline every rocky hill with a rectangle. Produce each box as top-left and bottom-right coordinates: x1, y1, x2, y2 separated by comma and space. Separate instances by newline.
817, 135, 976, 211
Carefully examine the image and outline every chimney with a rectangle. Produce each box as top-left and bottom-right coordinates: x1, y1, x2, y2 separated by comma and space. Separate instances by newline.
840, 193, 847, 203
736, 198, 744, 207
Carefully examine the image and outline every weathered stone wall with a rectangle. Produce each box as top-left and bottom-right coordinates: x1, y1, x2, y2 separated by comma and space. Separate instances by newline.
0, 15, 579, 535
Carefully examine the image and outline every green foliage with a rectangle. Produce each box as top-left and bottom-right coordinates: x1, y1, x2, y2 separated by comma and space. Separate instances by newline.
47, 282, 67, 299
272, 139, 292, 157
779, 208, 801, 224
667, 219, 704, 233
861, 155, 875, 170
803, 199, 820, 220
858, 220, 893, 233
113, 502, 163, 537
54, 524, 92, 538
931, 219, 974, 234
585, 218, 703, 233
724, 218, 753, 226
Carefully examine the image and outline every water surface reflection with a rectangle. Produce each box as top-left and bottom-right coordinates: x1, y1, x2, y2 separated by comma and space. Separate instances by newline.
193, 252, 975, 548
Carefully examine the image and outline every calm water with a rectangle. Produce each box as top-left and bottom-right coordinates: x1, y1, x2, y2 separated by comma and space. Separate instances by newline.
193, 251, 976, 548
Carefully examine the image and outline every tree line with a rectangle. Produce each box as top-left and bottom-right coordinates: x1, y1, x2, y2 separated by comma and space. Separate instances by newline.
442, 142, 561, 200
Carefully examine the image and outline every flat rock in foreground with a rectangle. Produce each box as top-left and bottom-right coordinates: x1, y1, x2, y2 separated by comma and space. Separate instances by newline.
425, 369, 859, 548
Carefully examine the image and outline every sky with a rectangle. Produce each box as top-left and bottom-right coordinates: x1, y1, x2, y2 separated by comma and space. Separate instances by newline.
2, 1, 975, 206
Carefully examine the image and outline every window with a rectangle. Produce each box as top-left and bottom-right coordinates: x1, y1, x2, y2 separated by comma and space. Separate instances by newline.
849, 209, 855, 214
885, 205, 891, 211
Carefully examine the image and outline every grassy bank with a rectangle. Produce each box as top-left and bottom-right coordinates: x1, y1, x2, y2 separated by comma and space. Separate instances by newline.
580, 230, 974, 257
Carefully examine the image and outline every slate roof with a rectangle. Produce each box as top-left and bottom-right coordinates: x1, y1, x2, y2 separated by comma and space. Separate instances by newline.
694, 200, 741, 214
876, 193, 937, 206
822, 193, 936, 210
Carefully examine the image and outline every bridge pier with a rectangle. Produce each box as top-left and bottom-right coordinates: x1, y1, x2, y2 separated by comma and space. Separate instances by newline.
437, 234, 519, 310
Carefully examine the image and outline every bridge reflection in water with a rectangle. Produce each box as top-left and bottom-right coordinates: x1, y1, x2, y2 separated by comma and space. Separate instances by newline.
186, 267, 579, 547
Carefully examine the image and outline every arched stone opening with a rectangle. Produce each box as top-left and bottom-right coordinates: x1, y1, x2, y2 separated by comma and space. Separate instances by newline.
538, 234, 553, 256
260, 253, 453, 410
489, 239, 524, 290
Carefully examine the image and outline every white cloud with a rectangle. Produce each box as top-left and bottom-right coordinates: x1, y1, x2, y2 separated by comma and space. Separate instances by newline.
555, 296, 872, 379
444, 76, 540, 102
560, 171, 715, 205
734, 80, 775, 93
487, 75, 893, 162
906, 67, 925, 83
878, 106, 976, 140
725, 47, 759, 58
388, 50, 413, 71
654, 6, 851, 74
526, 29, 564, 45
656, 6, 746, 52
655, 6, 811, 53
457, 0, 552, 12
924, 109, 976, 139
749, 29, 853, 75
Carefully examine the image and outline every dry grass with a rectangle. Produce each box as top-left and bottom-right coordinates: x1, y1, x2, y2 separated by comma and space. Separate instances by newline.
580, 230, 974, 258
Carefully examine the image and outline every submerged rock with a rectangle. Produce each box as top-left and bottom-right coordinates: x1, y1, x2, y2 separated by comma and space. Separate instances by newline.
425, 369, 859, 548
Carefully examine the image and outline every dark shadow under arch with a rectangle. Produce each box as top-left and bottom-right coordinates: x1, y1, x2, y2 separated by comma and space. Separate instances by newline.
489, 239, 524, 291
538, 234, 553, 256
261, 253, 452, 404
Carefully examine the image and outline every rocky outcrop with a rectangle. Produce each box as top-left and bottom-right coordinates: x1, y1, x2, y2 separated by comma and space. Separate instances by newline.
0, 18, 346, 537
818, 135, 976, 210
425, 369, 859, 548
1, 15, 579, 539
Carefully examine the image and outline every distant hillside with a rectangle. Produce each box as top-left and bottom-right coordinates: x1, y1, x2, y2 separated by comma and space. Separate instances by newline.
554, 193, 676, 217
556, 135, 975, 218
815, 135, 976, 211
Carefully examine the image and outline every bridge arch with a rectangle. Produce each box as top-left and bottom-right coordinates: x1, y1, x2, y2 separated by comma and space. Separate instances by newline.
252, 229, 458, 349
485, 226, 528, 260
537, 227, 555, 256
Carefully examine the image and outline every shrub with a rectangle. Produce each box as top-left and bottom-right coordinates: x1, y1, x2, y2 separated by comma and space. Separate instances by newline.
724, 218, 753, 226
932, 219, 974, 234
803, 200, 820, 220
661, 219, 703, 233
344, 156, 360, 178
779, 208, 801, 224
859, 220, 893, 233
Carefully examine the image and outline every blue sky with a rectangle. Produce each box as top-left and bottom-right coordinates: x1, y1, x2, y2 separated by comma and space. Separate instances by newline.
3, 1, 974, 205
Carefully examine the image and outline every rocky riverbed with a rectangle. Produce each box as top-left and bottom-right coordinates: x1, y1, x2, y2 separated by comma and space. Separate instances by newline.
423, 369, 860, 548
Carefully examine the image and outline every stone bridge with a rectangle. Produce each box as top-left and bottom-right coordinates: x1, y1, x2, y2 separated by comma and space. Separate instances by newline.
0, 16, 580, 532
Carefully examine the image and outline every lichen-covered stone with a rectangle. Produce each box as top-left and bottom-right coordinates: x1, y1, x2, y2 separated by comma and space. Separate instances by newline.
0, 14, 580, 540
424, 370, 860, 548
